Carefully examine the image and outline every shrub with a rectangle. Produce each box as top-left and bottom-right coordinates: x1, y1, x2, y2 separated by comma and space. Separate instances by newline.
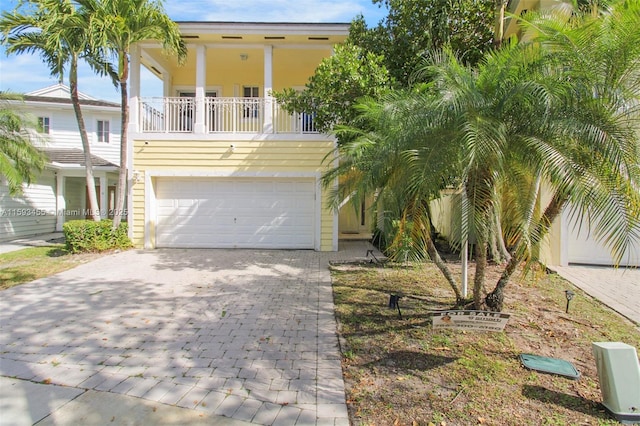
63, 219, 132, 253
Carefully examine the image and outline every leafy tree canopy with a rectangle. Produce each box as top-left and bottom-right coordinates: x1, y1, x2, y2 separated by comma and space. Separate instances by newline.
273, 43, 391, 137
352, 0, 495, 86
0, 92, 46, 195
273, 0, 496, 137
325, 0, 640, 311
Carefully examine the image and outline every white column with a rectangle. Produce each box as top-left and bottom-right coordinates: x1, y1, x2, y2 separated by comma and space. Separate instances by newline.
127, 45, 140, 235
263, 45, 274, 133
195, 45, 206, 134
129, 44, 141, 134
55, 173, 65, 231
163, 76, 172, 97
99, 174, 108, 219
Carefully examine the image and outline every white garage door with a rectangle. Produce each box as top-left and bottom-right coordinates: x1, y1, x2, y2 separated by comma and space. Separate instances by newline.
156, 178, 315, 249
567, 223, 640, 267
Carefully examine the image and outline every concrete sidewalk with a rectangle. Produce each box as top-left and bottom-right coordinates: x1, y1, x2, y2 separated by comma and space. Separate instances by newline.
0, 241, 382, 426
1, 377, 248, 425
551, 265, 640, 327
0, 233, 64, 255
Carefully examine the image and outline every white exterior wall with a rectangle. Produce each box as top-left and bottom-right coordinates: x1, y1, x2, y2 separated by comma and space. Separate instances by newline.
0, 170, 57, 241
28, 103, 122, 166
64, 177, 86, 213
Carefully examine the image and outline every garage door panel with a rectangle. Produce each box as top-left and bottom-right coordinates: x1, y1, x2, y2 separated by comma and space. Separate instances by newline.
177, 199, 196, 207
566, 212, 639, 267
568, 230, 639, 266
156, 178, 315, 249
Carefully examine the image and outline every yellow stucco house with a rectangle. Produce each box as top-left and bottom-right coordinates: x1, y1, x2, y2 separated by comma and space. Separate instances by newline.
127, 22, 351, 251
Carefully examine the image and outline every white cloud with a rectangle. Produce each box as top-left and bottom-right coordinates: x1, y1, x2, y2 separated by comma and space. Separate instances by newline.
0, 48, 120, 101
0, 52, 59, 93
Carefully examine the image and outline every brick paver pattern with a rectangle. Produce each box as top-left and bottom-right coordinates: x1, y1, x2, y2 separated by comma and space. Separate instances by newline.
0, 249, 352, 425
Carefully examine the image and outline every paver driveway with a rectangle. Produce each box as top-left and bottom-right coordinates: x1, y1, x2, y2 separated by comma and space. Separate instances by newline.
0, 249, 349, 425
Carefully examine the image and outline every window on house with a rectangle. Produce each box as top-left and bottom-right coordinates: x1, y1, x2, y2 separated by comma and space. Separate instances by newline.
243, 86, 259, 98
37, 117, 50, 134
97, 120, 110, 143
243, 86, 260, 118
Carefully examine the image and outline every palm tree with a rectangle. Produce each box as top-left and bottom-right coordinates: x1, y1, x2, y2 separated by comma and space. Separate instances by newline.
484, 0, 640, 310
0, 92, 46, 195
326, 0, 640, 311
0, 0, 116, 221
324, 88, 466, 304
78, 0, 186, 229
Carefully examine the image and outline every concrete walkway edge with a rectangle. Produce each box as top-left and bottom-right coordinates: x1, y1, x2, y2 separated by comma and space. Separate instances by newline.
550, 265, 640, 327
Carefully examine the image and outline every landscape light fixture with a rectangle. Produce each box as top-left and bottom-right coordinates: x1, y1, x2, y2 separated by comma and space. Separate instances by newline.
564, 290, 575, 313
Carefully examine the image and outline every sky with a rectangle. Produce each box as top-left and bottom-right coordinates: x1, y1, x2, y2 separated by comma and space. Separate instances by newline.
0, 0, 388, 103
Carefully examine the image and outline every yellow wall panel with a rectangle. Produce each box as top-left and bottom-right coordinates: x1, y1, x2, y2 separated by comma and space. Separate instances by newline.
169, 47, 332, 94
131, 137, 337, 250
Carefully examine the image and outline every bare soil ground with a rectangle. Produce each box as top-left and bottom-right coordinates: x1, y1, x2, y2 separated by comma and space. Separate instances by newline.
330, 260, 640, 426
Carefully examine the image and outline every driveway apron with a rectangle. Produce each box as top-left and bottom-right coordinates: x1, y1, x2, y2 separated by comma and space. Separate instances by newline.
0, 249, 350, 425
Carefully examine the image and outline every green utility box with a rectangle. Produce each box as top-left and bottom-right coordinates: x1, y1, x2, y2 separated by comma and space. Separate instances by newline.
592, 342, 640, 424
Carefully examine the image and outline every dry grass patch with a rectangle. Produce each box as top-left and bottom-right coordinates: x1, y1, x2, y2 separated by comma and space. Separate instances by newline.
331, 261, 640, 426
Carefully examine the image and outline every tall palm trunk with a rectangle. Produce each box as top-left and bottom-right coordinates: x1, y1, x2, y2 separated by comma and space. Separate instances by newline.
112, 49, 128, 229
467, 169, 493, 309
70, 54, 100, 222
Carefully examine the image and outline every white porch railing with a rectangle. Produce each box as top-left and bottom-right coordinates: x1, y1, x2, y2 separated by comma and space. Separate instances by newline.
139, 97, 317, 134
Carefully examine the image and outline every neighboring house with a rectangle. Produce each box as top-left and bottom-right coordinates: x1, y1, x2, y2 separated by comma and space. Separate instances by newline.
541, 201, 640, 268
505, 0, 639, 267
0, 84, 121, 241
127, 22, 352, 250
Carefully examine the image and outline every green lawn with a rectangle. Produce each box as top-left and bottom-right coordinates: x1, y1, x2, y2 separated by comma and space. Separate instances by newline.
0, 245, 102, 290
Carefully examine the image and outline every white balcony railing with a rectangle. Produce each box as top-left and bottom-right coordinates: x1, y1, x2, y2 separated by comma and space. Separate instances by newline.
139, 97, 317, 134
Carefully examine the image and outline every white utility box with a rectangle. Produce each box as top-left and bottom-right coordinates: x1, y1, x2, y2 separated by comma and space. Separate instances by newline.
592, 342, 640, 424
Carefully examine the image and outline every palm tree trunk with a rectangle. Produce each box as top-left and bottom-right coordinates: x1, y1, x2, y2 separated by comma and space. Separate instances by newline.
494, 211, 511, 262
112, 51, 128, 230
485, 193, 568, 311
414, 199, 465, 304
485, 252, 519, 311
473, 239, 488, 309
70, 55, 100, 222
424, 231, 465, 304
494, 0, 507, 48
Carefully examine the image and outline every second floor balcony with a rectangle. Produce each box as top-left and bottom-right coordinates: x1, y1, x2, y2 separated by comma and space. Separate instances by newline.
138, 96, 317, 135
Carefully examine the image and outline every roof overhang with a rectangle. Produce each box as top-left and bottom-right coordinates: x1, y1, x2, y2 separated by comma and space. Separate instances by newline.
139, 21, 349, 46
47, 163, 119, 172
